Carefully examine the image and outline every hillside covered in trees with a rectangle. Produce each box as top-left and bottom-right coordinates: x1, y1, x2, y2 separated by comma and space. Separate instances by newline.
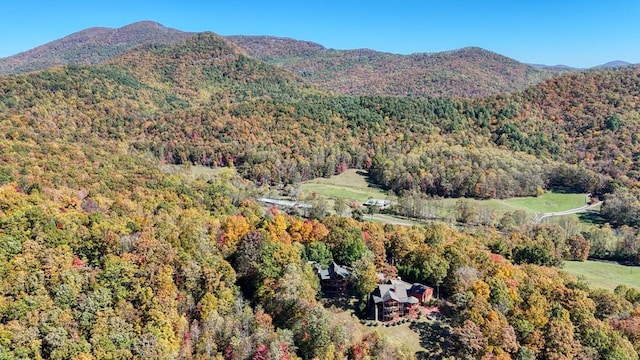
227, 36, 559, 98
1, 21, 565, 99
1, 29, 640, 359
0, 21, 192, 75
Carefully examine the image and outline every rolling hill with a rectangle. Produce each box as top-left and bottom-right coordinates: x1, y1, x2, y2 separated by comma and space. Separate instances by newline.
0, 21, 191, 75
226, 35, 559, 98
3, 21, 637, 101
0, 27, 638, 211
0, 22, 561, 98
593, 60, 634, 69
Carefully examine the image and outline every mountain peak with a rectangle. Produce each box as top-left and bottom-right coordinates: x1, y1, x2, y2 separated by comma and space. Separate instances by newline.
0, 21, 192, 75
594, 60, 632, 69
121, 20, 168, 29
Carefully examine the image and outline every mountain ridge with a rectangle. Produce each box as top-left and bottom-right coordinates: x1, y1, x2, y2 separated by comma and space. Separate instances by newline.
593, 60, 633, 69
0, 22, 567, 98
2, 32, 638, 194
226, 35, 560, 98
0, 21, 192, 75
2, 21, 636, 98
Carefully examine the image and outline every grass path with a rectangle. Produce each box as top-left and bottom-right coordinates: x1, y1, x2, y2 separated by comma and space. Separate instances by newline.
369, 214, 421, 226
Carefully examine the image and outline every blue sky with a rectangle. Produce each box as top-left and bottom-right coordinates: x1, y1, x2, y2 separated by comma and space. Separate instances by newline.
1, 1, 639, 68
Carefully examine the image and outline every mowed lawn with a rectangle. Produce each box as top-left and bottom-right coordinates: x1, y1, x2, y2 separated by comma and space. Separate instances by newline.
440, 192, 588, 217
300, 169, 388, 202
324, 303, 426, 354
562, 260, 640, 291
502, 192, 588, 214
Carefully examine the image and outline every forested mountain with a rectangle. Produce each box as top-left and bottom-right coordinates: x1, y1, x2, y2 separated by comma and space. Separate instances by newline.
1, 29, 640, 359
1, 31, 639, 206
594, 60, 634, 69
227, 35, 558, 98
0, 21, 191, 75
2, 22, 559, 98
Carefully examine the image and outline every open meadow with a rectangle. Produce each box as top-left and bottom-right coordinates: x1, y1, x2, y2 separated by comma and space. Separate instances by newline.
300, 169, 590, 220
161, 164, 231, 181
300, 169, 388, 203
562, 260, 640, 291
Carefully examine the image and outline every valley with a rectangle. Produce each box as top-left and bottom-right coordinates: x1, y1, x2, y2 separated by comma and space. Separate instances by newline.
298, 168, 591, 223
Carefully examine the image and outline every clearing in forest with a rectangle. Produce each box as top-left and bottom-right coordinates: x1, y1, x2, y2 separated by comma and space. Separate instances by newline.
300, 169, 589, 217
300, 169, 387, 202
161, 164, 231, 181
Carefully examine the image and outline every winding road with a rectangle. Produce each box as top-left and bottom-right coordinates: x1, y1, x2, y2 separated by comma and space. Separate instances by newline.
533, 201, 603, 223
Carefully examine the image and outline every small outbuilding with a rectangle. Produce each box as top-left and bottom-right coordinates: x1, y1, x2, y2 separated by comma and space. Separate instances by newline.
363, 198, 391, 209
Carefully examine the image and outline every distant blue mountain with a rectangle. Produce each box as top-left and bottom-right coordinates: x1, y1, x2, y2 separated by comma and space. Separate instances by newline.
592, 60, 633, 69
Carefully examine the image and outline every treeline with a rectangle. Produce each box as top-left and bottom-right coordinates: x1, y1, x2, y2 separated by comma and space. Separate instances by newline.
601, 187, 640, 228
137, 95, 616, 200
369, 146, 548, 198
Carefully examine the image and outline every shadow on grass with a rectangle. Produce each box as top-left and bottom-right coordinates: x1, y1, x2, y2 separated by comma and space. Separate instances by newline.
410, 321, 456, 359
356, 170, 386, 190
578, 211, 607, 225
322, 295, 355, 309
547, 187, 583, 194
321, 294, 370, 318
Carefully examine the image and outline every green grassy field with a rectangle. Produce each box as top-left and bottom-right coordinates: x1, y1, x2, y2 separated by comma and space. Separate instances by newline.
300, 169, 388, 202
562, 260, 640, 291
436, 192, 587, 217
503, 192, 587, 214
300, 169, 589, 218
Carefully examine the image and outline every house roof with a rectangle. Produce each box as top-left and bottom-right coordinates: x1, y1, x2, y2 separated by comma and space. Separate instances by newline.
409, 283, 431, 294
372, 281, 420, 305
329, 262, 350, 279
363, 198, 391, 207
389, 278, 411, 287
318, 268, 330, 280
313, 261, 350, 281
257, 197, 313, 209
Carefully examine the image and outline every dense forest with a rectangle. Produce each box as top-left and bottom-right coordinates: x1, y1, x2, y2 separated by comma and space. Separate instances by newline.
0, 21, 192, 75
226, 36, 559, 98
1, 30, 640, 358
